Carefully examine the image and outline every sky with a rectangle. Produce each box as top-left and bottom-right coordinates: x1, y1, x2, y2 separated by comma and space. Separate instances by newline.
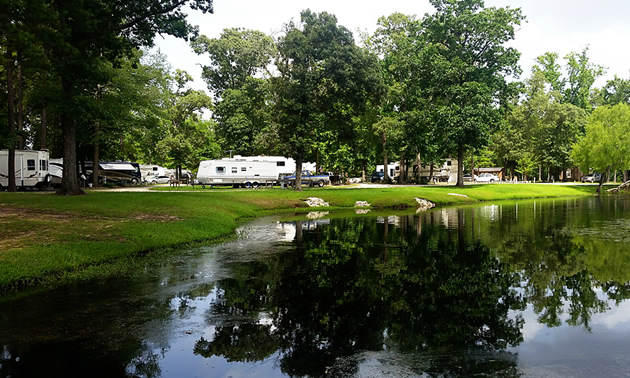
154, 0, 630, 92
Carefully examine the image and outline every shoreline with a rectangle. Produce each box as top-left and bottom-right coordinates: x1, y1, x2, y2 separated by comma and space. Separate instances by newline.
0, 184, 613, 292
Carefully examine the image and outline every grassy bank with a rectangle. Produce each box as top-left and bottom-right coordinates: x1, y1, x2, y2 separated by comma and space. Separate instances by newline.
0, 184, 600, 291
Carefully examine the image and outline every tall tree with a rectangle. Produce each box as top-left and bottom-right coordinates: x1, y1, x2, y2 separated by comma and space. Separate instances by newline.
42, 0, 213, 195
420, 0, 524, 187
572, 104, 630, 193
191, 28, 275, 99
563, 47, 605, 112
273, 10, 385, 190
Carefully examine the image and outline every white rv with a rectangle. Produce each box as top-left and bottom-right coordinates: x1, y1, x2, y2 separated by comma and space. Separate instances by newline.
197, 158, 282, 188
0, 149, 51, 190
139, 164, 172, 181
410, 158, 458, 183
375, 162, 400, 180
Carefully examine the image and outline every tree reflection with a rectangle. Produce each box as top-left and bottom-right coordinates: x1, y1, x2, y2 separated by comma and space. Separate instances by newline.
195, 215, 525, 376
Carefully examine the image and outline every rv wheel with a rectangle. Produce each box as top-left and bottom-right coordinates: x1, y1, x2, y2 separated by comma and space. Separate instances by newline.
317, 180, 325, 187
131, 178, 138, 184
252, 182, 260, 189
245, 181, 252, 189
202, 184, 206, 189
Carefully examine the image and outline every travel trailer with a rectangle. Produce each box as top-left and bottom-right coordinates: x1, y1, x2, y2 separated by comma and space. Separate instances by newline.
374, 162, 400, 181
230, 155, 316, 175
0, 149, 51, 190
139, 164, 172, 181
411, 158, 458, 183
197, 158, 284, 188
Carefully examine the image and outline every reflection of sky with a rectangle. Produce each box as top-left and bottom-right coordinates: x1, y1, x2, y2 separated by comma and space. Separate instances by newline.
512, 295, 630, 377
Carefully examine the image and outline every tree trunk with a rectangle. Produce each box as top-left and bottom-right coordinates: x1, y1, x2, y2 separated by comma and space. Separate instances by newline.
92, 121, 100, 187
470, 149, 475, 178
382, 132, 388, 182
416, 148, 421, 183
399, 150, 405, 184
294, 155, 303, 191
361, 161, 366, 182
6, 46, 17, 192
596, 166, 610, 195
39, 108, 47, 150
429, 163, 434, 184
624, 170, 628, 183
16, 58, 24, 150
456, 145, 464, 187
57, 78, 84, 195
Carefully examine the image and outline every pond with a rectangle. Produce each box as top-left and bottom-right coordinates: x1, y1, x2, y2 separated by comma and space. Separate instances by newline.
1, 195, 630, 377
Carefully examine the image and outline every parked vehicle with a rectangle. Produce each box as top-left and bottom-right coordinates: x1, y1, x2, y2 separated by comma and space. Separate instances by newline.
375, 162, 400, 181
150, 175, 171, 184
0, 149, 51, 190
463, 173, 478, 182
49, 158, 63, 188
408, 158, 458, 183
139, 164, 172, 182
285, 170, 331, 187
581, 173, 602, 183
86, 161, 142, 184
476, 172, 500, 183
197, 158, 280, 188
370, 171, 385, 182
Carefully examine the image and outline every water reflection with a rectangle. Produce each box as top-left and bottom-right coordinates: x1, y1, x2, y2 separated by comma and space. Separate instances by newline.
1, 196, 630, 377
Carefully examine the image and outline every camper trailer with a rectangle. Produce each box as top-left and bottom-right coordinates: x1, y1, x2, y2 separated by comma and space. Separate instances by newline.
411, 158, 458, 183
0, 149, 51, 190
139, 164, 172, 181
230, 155, 316, 175
374, 162, 400, 181
197, 158, 282, 188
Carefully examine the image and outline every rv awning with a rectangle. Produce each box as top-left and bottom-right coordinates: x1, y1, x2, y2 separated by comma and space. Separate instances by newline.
99, 163, 136, 171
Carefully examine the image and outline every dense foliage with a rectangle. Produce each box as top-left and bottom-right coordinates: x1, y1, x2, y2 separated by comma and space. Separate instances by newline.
3, 1, 629, 193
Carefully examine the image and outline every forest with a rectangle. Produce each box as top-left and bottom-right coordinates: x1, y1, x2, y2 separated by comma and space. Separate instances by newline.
2, 0, 630, 194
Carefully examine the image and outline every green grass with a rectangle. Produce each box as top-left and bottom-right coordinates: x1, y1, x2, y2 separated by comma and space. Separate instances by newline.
0, 183, 604, 291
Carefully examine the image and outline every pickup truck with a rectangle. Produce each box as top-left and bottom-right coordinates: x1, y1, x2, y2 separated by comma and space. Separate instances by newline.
285, 170, 330, 187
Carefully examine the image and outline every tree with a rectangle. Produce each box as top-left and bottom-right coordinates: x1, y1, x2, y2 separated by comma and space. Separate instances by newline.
191, 28, 275, 99
273, 10, 385, 190
598, 75, 630, 106
420, 0, 524, 187
34, 0, 213, 195
372, 116, 404, 182
563, 47, 605, 112
213, 77, 274, 156
572, 104, 630, 193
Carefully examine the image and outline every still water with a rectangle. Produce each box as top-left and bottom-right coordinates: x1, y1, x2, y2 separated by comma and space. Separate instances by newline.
1, 196, 630, 377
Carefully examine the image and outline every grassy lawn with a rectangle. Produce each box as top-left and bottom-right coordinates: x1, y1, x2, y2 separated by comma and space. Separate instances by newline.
0, 183, 603, 291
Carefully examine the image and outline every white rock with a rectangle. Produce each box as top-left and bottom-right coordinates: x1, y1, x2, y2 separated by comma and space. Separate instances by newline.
355, 201, 371, 207
305, 197, 330, 207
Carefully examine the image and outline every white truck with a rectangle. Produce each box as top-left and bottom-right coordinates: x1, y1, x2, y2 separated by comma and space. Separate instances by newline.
0, 149, 51, 190
197, 157, 283, 188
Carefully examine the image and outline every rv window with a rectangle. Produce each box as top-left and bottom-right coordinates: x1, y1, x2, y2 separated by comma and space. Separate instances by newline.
232, 167, 238, 173
216, 167, 225, 174
27, 159, 36, 171
40, 160, 48, 171
447, 161, 452, 166
276, 162, 285, 166
152, 167, 158, 171
241, 167, 247, 171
